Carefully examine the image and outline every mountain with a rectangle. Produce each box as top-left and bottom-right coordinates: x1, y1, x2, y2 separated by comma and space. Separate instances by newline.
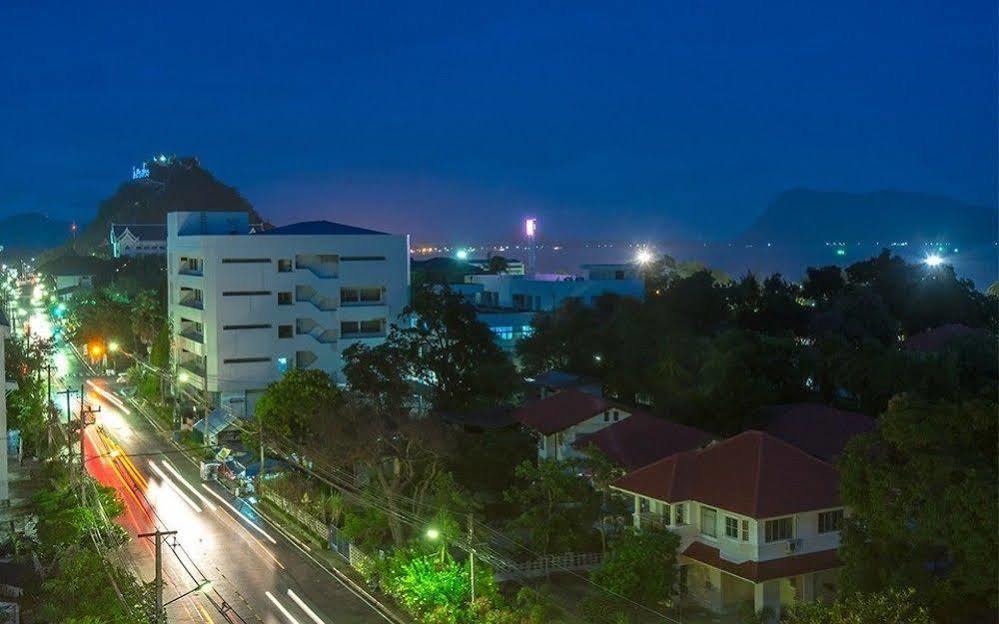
73, 155, 266, 253
0, 212, 72, 255
741, 189, 997, 244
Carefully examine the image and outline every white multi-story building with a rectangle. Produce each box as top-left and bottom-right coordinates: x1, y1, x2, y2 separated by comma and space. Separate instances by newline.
167, 212, 409, 417
611, 431, 845, 621
110, 223, 167, 257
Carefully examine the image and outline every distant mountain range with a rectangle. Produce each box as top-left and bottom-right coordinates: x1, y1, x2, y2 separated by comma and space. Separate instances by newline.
0, 212, 71, 255
740, 189, 997, 244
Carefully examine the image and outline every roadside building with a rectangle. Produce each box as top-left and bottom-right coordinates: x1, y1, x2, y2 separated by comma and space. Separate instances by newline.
611, 431, 846, 620
167, 211, 409, 417
109, 223, 167, 257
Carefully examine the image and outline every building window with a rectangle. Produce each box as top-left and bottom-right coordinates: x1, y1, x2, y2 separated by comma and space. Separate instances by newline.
223, 324, 272, 330
360, 319, 383, 334
223, 357, 271, 364
341, 319, 385, 337
818, 509, 844, 533
603, 413, 609, 422
221, 258, 270, 264
278, 259, 293, 272
639, 497, 650, 513
700, 507, 717, 538
278, 292, 292, 305
725, 516, 739, 539
674, 504, 685, 525
490, 326, 514, 341
222, 291, 270, 296
765, 517, 793, 542
277, 357, 289, 373
278, 325, 293, 339
741, 519, 750, 541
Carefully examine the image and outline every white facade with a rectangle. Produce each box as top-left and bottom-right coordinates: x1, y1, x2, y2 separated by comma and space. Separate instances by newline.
465, 264, 643, 312
618, 493, 844, 619
110, 224, 167, 258
167, 212, 409, 416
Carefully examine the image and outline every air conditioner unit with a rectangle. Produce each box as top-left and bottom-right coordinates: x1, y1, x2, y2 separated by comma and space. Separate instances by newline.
784, 539, 802, 553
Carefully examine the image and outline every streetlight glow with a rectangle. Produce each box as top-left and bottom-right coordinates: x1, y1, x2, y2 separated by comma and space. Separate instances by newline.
635, 248, 654, 265
455, 249, 469, 261
108, 341, 120, 352
178, 371, 190, 383
426, 528, 440, 540
924, 254, 944, 267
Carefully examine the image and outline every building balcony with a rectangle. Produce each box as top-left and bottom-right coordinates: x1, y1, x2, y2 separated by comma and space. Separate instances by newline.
180, 328, 204, 343
178, 297, 203, 310
635, 512, 671, 531
178, 268, 203, 277
178, 360, 206, 385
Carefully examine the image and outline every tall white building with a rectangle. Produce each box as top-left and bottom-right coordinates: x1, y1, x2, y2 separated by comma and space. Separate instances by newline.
167, 212, 409, 416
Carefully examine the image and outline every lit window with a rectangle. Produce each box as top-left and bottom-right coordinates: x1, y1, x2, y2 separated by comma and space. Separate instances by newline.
277, 357, 288, 374
741, 519, 750, 541
765, 517, 793, 542
818, 509, 844, 533
700, 507, 717, 538
725, 516, 739, 539
674, 504, 685, 525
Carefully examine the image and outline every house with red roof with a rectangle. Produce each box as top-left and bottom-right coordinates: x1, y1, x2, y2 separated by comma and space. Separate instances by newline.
572, 411, 714, 471
512, 388, 629, 461
610, 431, 845, 620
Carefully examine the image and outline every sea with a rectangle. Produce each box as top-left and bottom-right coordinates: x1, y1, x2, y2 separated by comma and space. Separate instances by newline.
414, 240, 998, 291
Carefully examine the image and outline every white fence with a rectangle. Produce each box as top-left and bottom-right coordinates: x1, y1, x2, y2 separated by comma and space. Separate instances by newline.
493, 551, 603, 580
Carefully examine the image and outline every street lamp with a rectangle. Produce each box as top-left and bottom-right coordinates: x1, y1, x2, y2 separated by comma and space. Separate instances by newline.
178, 371, 190, 384
924, 254, 944, 267
635, 248, 654, 265
426, 528, 440, 541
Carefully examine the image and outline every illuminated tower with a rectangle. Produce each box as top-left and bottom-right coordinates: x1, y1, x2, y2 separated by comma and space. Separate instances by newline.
525, 217, 537, 275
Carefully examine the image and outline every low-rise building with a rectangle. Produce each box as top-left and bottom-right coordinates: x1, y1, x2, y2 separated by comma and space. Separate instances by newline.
513, 389, 711, 468
167, 211, 409, 417
110, 223, 167, 257
611, 431, 845, 620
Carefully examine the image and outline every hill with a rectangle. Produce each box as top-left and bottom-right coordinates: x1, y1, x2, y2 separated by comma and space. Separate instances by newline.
741, 189, 997, 244
0, 213, 72, 255
73, 155, 265, 253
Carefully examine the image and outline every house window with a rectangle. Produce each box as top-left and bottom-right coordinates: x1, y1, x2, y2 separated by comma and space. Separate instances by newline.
278, 325, 293, 339
639, 498, 650, 513
818, 509, 844, 533
700, 507, 717, 538
278, 259, 293, 272
741, 519, 750, 542
277, 292, 292, 305
725, 516, 739, 539
765, 517, 793, 543
603, 413, 609, 422
277, 357, 289, 373
674, 504, 685, 525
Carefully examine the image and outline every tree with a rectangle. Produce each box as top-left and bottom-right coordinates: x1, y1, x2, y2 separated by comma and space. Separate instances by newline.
131, 289, 162, 356
486, 255, 510, 274
838, 396, 996, 622
504, 459, 601, 557
349, 284, 517, 411
590, 526, 680, 609
802, 265, 846, 303
253, 369, 343, 441
783, 588, 933, 624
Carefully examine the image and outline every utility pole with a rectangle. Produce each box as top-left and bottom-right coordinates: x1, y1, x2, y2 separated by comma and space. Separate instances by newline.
79, 386, 100, 497
54, 387, 79, 469
138, 529, 177, 624
45, 364, 52, 451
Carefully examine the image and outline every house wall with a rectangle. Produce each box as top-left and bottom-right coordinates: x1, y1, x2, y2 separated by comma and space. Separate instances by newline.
167, 212, 409, 415
537, 407, 631, 461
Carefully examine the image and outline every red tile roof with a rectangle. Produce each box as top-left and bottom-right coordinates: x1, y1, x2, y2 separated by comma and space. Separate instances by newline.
513, 388, 616, 435
611, 431, 841, 518
682, 542, 841, 582
759, 404, 875, 463
573, 412, 714, 470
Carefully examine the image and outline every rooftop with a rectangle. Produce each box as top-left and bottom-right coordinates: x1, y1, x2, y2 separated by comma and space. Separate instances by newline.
573, 412, 714, 470
758, 403, 875, 463
513, 388, 615, 435
611, 430, 841, 518
682, 542, 841, 582
111, 223, 167, 241
255, 220, 387, 236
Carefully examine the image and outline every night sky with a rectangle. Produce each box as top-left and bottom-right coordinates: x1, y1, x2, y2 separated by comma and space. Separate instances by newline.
1, 1, 995, 242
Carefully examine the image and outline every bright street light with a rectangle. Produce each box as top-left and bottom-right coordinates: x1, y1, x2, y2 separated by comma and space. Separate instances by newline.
455, 249, 469, 261
924, 254, 944, 267
635, 248, 654, 265
178, 371, 190, 383
108, 341, 120, 352
426, 528, 440, 540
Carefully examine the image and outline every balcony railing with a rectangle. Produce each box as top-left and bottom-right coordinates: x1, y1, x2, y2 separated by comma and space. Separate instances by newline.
178, 296, 203, 310
179, 328, 204, 343
178, 360, 206, 380
635, 512, 670, 531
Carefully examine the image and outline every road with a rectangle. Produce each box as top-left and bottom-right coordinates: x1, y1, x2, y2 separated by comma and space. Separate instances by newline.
55, 347, 396, 624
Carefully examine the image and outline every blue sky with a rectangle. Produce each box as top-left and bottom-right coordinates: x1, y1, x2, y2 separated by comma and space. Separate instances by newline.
0, 1, 995, 241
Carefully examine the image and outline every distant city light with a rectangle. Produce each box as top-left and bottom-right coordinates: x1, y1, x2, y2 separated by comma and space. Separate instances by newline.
924, 254, 944, 267
835, 249, 846, 257
455, 249, 469, 261
525, 217, 537, 238
635, 248, 654, 265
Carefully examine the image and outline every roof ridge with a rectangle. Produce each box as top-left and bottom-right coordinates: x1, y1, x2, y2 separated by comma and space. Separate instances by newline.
755, 428, 840, 470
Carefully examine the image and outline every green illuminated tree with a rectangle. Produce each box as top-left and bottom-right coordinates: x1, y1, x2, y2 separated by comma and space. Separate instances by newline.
783, 588, 933, 624
591, 526, 679, 609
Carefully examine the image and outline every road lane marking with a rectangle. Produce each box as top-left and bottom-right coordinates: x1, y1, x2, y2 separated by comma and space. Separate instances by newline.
266, 591, 303, 624
286, 590, 326, 624
195, 601, 216, 624
201, 485, 277, 544
149, 461, 203, 513
161, 460, 218, 511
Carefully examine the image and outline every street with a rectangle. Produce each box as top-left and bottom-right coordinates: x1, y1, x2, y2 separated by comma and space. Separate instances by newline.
57, 351, 395, 624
